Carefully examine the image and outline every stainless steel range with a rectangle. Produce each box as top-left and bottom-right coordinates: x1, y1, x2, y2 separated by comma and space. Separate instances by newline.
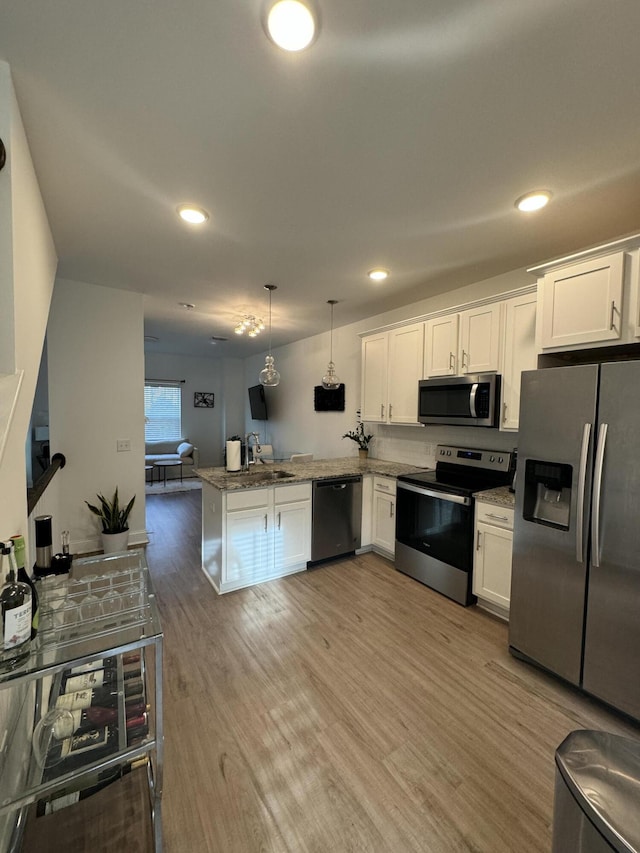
395, 445, 512, 605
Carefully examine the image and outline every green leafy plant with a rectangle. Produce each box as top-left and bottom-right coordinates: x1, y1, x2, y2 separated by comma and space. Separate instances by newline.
342, 412, 373, 451
85, 488, 136, 534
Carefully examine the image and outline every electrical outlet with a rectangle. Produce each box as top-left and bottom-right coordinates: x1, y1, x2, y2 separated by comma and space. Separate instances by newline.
117, 439, 131, 452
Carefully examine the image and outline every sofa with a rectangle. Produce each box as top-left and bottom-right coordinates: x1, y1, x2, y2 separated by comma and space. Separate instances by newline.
145, 439, 200, 480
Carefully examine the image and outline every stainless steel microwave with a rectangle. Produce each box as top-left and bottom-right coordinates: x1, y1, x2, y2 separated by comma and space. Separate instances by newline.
418, 374, 501, 427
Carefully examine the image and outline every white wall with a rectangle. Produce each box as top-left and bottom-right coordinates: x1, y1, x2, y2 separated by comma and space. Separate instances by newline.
244, 268, 531, 465
0, 62, 57, 539
145, 352, 243, 467
47, 279, 146, 553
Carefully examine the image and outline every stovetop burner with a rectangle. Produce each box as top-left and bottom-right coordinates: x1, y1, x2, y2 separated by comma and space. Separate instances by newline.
399, 444, 513, 495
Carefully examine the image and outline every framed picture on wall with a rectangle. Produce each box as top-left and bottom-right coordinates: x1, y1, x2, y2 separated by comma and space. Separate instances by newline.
194, 392, 214, 408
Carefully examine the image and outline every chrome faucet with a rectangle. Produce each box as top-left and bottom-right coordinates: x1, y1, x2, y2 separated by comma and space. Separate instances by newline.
245, 433, 261, 470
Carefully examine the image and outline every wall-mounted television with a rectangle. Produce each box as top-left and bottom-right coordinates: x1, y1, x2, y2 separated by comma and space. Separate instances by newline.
248, 385, 268, 420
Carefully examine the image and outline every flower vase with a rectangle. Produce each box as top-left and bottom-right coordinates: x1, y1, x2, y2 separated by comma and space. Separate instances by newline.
358, 449, 369, 460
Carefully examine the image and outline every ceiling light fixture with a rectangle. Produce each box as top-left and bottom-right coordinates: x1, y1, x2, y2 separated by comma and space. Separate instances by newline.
234, 315, 264, 337
178, 302, 196, 310
368, 268, 389, 282
515, 190, 552, 212
177, 204, 209, 224
266, 0, 317, 52
259, 284, 281, 387
322, 300, 340, 390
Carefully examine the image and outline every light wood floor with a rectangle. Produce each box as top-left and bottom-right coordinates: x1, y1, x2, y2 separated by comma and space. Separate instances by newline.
145, 490, 639, 853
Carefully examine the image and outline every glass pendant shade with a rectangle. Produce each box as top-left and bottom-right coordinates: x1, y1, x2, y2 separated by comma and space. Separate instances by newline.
259, 284, 280, 387
259, 354, 281, 387
322, 300, 340, 389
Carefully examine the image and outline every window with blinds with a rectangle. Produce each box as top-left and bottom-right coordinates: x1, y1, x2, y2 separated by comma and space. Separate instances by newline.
144, 383, 182, 441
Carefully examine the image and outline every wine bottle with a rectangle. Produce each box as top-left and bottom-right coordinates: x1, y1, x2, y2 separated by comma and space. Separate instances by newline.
10, 535, 39, 639
61, 662, 141, 693
55, 677, 144, 711
65, 651, 140, 676
53, 704, 148, 738
0, 542, 32, 670
45, 724, 119, 771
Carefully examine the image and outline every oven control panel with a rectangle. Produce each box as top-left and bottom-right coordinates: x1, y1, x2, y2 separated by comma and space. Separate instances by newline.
437, 445, 512, 472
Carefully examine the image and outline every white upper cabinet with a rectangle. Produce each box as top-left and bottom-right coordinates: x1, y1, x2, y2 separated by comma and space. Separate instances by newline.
500, 292, 538, 431
361, 324, 424, 425
538, 252, 625, 349
361, 332, 388, 422
458, 303, 502, 374
388, 323, 424, 423
424, 314, 459, 377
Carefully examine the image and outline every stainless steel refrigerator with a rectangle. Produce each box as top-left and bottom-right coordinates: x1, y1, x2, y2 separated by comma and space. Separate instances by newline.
510, 362, 640, 721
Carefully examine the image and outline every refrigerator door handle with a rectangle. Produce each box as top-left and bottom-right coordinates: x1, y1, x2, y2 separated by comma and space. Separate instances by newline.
591, 423, 608, 568
575, 423, 592, 564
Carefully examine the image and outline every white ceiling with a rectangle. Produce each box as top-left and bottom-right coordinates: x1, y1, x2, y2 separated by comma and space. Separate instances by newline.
3, 0, 640, 359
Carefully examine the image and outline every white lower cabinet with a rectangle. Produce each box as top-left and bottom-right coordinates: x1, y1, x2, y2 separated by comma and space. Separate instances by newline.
473, 500, 514, 619
371, 476, 396, 558
202, 481, 311, 593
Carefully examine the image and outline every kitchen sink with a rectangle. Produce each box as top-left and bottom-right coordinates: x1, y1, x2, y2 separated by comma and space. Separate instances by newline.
252, 469, 295, 481
229, 469, 296, 484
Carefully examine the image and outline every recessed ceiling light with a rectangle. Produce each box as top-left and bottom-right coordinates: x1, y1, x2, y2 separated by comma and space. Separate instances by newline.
368, 268, 389, 282
177, 204, 209, 224
179, 302, 196, 310
515, 190, 552, 212
266, 0, 317, 51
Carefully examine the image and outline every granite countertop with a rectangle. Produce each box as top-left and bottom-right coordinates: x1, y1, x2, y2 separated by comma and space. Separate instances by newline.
473, 485, 515, 508
196, 457, 428, 491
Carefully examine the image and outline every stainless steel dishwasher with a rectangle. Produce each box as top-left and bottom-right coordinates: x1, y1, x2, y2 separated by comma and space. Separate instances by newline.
310, 476, 362, 563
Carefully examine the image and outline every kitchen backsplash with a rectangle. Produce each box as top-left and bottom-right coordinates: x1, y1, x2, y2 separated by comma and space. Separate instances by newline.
369, 424, 517, 469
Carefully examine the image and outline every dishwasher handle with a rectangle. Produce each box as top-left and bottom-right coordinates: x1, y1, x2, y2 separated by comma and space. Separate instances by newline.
314, 476, 362, 490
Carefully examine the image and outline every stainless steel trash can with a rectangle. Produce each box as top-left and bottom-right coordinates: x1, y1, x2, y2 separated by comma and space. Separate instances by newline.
552, 730, 640, 853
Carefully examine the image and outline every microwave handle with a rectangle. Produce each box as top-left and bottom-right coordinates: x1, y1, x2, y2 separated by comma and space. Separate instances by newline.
469, 383, 478, 418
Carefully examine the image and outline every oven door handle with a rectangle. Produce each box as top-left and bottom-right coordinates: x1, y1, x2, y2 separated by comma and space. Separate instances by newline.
397, 482, 471, 506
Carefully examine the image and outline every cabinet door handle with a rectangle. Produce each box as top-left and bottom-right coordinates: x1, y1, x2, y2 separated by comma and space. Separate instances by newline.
390, 504, 394, 519
610, 300, 616, 330
264, 514, 268, 532
389, 404, 393, 418
476, 529, 481, 550
485, 513, 508, 522
449, 352, 455, 372
277, 511, 281, 530
502, 402, 507, 423
380, 404, 384, 418
462, 349, 468, 370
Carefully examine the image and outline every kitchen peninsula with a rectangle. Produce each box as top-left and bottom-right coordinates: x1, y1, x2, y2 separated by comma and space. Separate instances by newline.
198, 458, 425, 593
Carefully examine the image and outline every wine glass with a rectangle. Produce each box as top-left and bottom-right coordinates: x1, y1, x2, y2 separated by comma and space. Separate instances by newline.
101, 572, 122, 616
121, 569, 143, 620
79, 575, 101, 621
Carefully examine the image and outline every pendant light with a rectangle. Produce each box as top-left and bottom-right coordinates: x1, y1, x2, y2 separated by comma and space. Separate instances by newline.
321, 300, 340, 390
259, 284, 281, 387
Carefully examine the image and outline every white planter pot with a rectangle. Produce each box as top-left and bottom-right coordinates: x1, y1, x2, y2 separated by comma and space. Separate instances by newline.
101, 530, 130, 554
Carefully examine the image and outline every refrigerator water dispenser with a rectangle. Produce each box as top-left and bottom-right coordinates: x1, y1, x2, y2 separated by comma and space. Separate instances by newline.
523, 460, 572, 530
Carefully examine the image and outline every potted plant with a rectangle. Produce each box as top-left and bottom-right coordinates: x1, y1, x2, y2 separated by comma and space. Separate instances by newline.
342, 413, 374, 459
85, 488, 136, 554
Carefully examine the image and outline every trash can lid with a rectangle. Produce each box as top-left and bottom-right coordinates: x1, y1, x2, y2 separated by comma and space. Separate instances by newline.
555, 730, 640, 853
